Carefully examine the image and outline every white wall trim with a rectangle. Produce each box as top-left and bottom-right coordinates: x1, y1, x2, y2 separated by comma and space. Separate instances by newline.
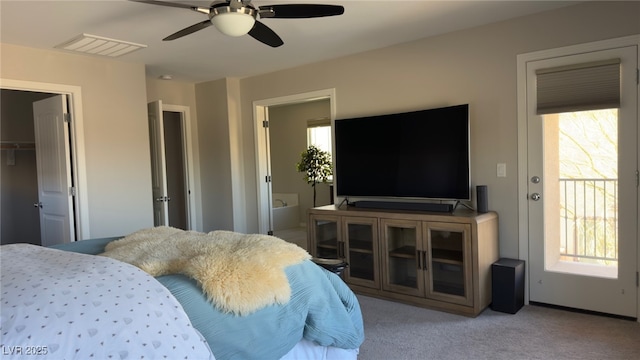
0, 78, 91, 240
253, 88, 337, 234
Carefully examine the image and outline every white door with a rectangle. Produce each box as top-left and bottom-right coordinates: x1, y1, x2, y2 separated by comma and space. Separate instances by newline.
526, 45, 638, 317
33, 95, 75, 246
254, 104, 275, 235
148, 100, 169, 226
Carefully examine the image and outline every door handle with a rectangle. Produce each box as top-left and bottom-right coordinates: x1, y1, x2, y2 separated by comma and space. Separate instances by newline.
416, 250, 428, 271
33, 202, 43, 208
422, 251, 428, 271
531, 193, 541, 201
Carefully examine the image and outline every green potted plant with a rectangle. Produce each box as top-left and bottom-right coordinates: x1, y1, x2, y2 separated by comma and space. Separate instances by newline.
296, 145, 333, 207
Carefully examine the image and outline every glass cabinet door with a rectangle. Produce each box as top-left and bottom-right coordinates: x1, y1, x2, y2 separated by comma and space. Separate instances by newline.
309, 215, 341, 259
381, 219, 425, 296
343, 217, 379, 288
424, 222, 472, 306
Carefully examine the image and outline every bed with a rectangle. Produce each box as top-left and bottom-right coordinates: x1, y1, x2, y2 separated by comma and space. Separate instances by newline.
0, 227, 364, 360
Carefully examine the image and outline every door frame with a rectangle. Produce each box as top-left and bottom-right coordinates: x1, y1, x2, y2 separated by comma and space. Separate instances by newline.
516, 34, 640, 318
0, 78, 90, 241
161, 103, 198, 231
253, 88, 336, 235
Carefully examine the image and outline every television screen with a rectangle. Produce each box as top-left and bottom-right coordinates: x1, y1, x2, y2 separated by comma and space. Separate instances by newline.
334, 104, 470, 200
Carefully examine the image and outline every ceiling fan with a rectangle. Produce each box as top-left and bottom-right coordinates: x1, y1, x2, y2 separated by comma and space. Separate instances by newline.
132, 0, 345, 47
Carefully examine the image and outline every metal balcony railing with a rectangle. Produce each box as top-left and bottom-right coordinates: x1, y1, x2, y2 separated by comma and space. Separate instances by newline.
559, 178, 618, 264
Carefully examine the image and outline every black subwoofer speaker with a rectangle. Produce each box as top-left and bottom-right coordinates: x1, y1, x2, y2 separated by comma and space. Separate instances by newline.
491, 258, 525, 314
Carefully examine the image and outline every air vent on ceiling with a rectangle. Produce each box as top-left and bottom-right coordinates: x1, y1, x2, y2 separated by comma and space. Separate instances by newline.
55, 33, 147, 58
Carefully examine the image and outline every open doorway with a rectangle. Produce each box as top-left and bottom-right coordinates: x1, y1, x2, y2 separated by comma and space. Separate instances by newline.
163, 110, 188, 229
253, 89, 336, 250
147, 101, 197, 230
0, 81, 89, 245
1, 90, 54, 245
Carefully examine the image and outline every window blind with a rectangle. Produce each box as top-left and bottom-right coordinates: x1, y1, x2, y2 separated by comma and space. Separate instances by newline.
536, 58, 620, 115
307, 117, 331, 128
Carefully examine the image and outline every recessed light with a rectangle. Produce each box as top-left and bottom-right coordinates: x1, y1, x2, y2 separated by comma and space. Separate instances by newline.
159, 75, 173, 80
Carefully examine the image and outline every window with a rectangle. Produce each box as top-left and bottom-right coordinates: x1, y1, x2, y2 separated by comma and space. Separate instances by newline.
545, 109, 619, 272
536, 58, 621, 276
307, 118, 332, 157
307, 117, 332, 180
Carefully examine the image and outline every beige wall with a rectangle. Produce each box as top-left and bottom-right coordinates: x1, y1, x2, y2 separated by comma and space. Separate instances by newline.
146, 78, 198, 110
237, 1, 640, 258
224, 78, 246, 232
194, 78, 235, 231
0, 43, 153, 239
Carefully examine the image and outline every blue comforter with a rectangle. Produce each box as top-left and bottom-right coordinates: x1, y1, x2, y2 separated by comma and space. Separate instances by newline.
51, 237, 364, 360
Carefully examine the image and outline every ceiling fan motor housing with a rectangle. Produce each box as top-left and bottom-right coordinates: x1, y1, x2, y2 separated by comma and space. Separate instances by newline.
210, 3, 257, 37
133, 0, 344, 46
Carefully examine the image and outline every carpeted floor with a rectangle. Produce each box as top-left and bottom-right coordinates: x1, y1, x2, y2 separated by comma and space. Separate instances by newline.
357, 295, 640, 360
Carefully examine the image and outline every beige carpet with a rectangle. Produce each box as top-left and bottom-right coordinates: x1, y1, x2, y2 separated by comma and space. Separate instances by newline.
357, 295, 640, 360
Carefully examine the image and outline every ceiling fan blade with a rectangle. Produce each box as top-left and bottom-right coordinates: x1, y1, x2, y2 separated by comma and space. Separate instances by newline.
163, 20, 213, 41
248, 21, 284, 47
130, 0, 201, 11
261, 4, 344, 18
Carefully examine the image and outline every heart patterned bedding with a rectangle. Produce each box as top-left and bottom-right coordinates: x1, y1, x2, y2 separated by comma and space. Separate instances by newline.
0, 243, 214, 360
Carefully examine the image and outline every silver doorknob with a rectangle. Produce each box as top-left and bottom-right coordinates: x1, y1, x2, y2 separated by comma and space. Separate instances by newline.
33, 202, 43, 208
531, 193, 541, 201
155, 197, 165, 202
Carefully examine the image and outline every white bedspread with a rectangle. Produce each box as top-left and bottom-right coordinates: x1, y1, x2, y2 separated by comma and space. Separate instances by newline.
0, 244, 215, 360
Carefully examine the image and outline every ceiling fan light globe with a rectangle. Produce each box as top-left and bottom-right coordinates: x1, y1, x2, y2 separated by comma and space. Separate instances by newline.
211, 12, 256, 37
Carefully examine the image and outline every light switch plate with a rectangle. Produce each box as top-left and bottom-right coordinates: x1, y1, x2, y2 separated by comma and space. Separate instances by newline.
497, 163, 506, 177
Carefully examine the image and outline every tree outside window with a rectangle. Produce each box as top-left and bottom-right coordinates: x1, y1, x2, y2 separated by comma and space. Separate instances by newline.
306, 118, 333, 181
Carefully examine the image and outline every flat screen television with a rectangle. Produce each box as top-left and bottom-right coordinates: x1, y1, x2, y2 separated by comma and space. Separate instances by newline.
334, 104, 470, 201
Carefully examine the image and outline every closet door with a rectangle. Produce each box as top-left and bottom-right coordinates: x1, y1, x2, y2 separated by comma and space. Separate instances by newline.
148, 100, 169, 226
33, 95, 74, 246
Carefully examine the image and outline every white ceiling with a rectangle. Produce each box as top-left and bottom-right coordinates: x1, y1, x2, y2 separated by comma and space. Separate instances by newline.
0, 0, 578, 83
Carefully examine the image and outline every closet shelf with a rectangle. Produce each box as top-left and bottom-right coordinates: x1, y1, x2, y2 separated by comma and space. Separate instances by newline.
0, 141, 36, 150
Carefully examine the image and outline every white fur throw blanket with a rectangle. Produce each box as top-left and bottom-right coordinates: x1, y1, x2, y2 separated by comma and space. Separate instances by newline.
100, 226, 310, 315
